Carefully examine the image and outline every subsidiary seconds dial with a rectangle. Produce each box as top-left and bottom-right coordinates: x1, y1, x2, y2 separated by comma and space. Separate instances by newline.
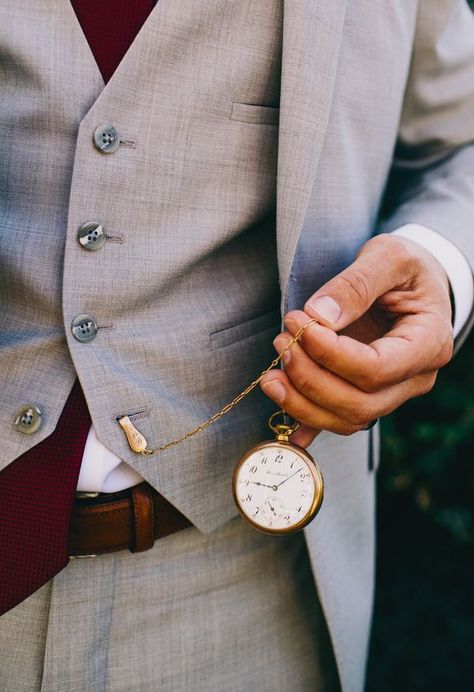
232, 439, 324, 535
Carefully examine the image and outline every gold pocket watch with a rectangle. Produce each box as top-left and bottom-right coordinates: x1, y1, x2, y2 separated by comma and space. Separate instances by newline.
232, 411, 324, 535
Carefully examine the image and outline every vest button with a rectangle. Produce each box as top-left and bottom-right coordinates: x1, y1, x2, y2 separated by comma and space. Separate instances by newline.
93, 124, 120, 154
15, 405, 43, 435
71, 314, 98, 342
77, 222, 106, 251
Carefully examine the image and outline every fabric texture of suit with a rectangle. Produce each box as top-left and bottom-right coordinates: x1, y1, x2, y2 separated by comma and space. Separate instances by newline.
1, 1, 473, 690
0, 519, 341, 691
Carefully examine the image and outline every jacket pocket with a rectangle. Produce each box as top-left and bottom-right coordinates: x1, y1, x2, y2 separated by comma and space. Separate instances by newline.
210, 307, 281, 350
230, 102, 280, 126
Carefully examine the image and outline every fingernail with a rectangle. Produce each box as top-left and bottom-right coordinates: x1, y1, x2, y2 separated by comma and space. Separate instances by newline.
283, 317, 297, 331
261, 380, 286, 403
306, 296, 341, 324
273, 336, 291, 363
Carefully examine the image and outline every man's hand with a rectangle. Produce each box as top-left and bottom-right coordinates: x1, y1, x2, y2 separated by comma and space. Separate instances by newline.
260, 234, 454, 448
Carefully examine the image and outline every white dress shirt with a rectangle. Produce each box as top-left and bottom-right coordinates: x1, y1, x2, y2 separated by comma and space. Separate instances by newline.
76, 224, 474, 492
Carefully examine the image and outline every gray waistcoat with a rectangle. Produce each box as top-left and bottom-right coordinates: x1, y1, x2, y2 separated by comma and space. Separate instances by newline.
7, 1, 468, 689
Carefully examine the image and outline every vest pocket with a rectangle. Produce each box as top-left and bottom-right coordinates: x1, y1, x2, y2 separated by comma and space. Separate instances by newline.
209, 307, 281, 350
230, 102, 280, 126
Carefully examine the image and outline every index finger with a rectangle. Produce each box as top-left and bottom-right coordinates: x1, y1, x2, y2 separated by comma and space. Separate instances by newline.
284, 310, 452, 392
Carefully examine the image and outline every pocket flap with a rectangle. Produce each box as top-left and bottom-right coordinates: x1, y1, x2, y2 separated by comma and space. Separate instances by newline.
230, 102, 280, 126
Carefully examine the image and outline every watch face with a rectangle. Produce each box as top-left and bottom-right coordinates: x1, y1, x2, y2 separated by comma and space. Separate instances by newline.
233, 441, 323, 533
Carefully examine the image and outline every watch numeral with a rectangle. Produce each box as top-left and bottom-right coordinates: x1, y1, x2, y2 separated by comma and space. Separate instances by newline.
249, 465, 258, 474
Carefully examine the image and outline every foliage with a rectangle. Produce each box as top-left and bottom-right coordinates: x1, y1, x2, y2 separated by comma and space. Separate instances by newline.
379, 331, 474, 544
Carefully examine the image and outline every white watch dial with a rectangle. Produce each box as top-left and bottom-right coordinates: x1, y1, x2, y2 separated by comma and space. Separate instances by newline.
234, 443, 317, 531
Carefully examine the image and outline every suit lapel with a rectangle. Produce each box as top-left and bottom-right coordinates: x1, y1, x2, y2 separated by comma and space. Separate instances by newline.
277, 7, 362, 684
277, 0, 348, 304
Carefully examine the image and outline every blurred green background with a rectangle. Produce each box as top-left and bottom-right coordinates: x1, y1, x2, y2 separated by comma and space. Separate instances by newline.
366, 326, 474, 690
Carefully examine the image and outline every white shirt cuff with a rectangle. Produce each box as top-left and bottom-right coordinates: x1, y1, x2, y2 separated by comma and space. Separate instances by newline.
391, 224, 474, 338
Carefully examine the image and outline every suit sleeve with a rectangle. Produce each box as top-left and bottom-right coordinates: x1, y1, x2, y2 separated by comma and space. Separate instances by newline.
379, 0, 474, 355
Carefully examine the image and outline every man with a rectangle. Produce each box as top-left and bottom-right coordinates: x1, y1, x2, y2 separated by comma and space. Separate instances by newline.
0, 0, 473, 690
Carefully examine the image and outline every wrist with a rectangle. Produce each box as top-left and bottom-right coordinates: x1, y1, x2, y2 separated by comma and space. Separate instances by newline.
390, 224, 474, 338
363, 233, 454, 332
389, 234, 452, 305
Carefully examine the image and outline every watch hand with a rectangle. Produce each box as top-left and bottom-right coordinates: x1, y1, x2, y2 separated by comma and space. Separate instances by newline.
265, 500, 277, 516
251, 481, 276, 489
275, 468, 303, 489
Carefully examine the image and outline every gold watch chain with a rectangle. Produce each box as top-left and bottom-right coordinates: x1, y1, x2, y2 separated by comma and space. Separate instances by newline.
119, 318, 318, 455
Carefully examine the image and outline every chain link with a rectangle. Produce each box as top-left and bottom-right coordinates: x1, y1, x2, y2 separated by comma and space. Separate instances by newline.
142, 318, 318, 455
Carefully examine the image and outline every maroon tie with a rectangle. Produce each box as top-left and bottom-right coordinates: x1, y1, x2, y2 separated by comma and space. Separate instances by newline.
0, 381, 92, 613
70, 0, 154, 84
0, 0, 154, 616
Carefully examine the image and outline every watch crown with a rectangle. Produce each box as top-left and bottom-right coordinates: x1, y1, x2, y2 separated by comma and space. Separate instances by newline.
275, 433, 290, 442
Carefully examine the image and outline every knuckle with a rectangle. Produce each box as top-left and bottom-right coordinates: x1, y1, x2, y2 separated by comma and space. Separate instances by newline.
357, 368, 386, 393
418, 372, 438, 395
292, 368, 313, 395
282, 401, 304, 424
303, 332, 332, 364
390, 234, 418, 264
371, 233, 405, 261
286, 353, 315, 394
405, 252, 425, 279
436, 335, 454, 368
288, 401, 319, 429
343, 395, 376, 425
374, 234, 423, 280
338, 422, 362, 436
339, 269, 371, 306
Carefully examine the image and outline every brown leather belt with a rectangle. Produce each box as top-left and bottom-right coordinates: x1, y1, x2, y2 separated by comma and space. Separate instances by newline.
68, 482, 192, 557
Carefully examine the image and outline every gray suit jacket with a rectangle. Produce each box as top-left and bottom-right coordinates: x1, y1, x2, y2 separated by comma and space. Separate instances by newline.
1, 1, 473, 690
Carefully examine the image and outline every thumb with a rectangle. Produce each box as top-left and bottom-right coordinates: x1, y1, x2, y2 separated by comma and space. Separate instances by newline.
303, 235, 410, 330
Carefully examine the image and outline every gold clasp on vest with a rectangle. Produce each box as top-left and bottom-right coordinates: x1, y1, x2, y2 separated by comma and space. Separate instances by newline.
118, 416, 150, 454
